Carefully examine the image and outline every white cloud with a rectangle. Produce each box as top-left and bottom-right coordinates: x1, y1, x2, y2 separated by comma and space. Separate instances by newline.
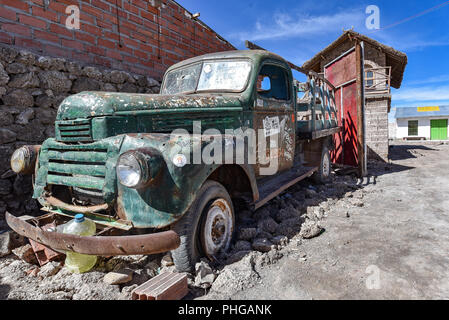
406, 74, 449, 86
393, 85, 449, 102
230, 10, 365, 42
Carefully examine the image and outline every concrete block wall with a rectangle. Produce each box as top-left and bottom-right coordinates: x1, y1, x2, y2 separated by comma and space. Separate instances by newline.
365, 95, 390, 161
0, 0, 235, 80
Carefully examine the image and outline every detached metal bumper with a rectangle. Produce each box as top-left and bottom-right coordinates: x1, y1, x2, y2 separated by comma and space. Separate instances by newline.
5, 212, 180, 256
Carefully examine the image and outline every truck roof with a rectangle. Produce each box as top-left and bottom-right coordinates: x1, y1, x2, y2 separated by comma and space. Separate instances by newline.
165, 50, 289, 73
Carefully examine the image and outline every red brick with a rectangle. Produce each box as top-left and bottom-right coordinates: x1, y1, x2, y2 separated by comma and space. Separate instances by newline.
80, 12, 95, 25
97, 19, 113, 29
123, 2, 139, 15
121, 36, 139, 48
73, 51, 93, 63
19, 14, 47, 29
131, 31, 148, 43
62, 38, 83, 50
147, 5, 159, 15
29, 238, 64, 267
82, 3, 103, 19
0, 6, 17, 20
86, 45, 106, 56
134, 49, 148, 59
15, 37, 42, 50
75, 32, 95, 44
121, 20, 138, 32
49, 23, 73, 38
46, 44, 70, 57
82, 24, 102, 36
1, 23, 31, 37
118, 44, 133, 56
0, 0, 28, 11
132, 272, 188, 300
91, 0, 111, 12
93, 55, 111, 68
48, 1, 67, 13
34, 29, 60, 43
0, 31, 13, 44
32, 6, 58, 22
106, 49, 122, 60
103, 31, 120, 41
128, 13, 143, 25
98, 38, 116, 49
124, 54, 139, 64
102, 12, 118, 24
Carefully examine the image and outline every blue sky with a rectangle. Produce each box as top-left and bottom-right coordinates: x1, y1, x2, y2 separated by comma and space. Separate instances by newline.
180, 0, 449, 121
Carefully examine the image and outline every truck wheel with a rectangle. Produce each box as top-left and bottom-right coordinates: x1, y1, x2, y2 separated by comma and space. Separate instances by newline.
170, 180, 235, 273
313, 146, 331, 184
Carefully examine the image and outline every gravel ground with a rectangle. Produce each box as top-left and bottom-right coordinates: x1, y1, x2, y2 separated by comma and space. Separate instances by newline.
1, 142, 448, 300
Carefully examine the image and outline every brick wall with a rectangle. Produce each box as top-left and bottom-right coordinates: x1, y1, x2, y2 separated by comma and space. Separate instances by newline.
0, 0, 235, 80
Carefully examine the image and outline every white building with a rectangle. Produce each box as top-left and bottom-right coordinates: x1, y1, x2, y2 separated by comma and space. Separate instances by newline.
395, 106, 449, 140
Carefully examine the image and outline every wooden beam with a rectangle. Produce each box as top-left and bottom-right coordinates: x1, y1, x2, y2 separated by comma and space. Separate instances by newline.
355, 41, 367, 177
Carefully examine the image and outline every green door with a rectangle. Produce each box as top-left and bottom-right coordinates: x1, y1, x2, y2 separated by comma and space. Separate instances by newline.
430, 119, 448, 140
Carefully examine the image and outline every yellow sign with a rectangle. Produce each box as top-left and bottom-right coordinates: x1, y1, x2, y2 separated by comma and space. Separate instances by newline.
417, 106, 440, 112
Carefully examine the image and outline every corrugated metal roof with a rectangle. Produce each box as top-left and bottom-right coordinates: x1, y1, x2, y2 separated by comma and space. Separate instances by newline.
395, 106, 449, 118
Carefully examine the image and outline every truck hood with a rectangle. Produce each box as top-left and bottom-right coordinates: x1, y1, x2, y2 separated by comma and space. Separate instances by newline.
56, 91, 243, 120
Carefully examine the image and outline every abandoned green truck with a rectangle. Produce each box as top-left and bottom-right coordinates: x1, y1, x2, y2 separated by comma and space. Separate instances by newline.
6, 50, 340, 272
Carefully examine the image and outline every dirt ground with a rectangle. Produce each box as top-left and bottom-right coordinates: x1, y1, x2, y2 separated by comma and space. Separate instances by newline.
1, 142, 449, 300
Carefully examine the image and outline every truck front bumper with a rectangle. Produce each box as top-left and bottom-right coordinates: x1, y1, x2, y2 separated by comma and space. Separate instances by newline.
5, 212, 180, 256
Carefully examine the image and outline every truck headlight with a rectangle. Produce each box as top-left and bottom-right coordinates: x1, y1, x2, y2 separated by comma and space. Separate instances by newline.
10, 145, 40, 174
116, 152, 148, 188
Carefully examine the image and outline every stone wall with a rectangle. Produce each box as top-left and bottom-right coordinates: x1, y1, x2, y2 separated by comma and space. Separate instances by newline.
0, 44, 161, 220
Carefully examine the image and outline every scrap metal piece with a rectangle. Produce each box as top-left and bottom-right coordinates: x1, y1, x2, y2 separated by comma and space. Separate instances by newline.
131, 272, 188, 300
44, 196, 109, 214
5, 212, 180, 256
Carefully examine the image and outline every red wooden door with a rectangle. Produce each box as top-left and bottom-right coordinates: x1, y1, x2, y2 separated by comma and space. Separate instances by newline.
324, 49, 358, 167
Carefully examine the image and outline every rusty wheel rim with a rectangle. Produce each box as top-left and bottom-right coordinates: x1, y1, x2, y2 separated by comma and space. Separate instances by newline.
201, 198, 233, 259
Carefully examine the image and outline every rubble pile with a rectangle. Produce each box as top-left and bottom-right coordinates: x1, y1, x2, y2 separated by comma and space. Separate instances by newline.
0, 170, 370, 300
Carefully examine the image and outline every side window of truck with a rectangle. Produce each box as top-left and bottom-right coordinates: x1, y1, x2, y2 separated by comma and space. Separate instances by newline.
256, 64, 290, 101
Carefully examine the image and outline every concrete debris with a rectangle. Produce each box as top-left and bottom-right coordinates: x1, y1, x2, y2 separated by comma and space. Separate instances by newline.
299, 220, 324, 239
0, 231, 26, 258
208, 252, 260, 299
194, 259, 216, 289
37, 261, 62, 278
12, 244, 38, 265
271, 235, 288, 246
103, 268, 133, 285
161, 253, 174, 267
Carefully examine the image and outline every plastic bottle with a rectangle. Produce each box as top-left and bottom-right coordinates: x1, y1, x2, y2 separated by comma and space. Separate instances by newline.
63, 214, 98, 273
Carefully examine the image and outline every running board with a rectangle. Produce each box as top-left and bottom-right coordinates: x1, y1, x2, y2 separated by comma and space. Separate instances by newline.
253, 166, 318, 210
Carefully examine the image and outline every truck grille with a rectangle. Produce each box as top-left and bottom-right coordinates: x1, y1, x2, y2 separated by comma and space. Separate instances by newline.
46, 147, 108, 195
56, 119, 93, 142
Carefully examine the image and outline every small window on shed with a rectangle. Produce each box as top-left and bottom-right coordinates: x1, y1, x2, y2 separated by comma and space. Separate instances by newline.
257, 64, 289, 101
408, 120, 418, 136
365, 70, 374, 87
